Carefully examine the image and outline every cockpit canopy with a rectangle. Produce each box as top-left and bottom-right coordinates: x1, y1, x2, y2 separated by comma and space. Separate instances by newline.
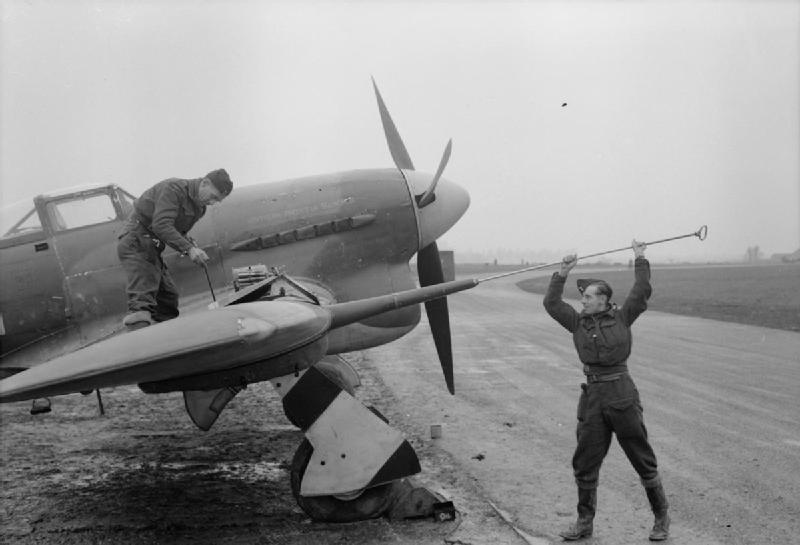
1, 184, 136, 243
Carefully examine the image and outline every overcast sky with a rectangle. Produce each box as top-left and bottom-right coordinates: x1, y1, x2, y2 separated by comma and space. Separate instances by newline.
1, 0, 798, 262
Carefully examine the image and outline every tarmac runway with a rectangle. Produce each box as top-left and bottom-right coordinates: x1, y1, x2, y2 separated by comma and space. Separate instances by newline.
368, 273, 800, 544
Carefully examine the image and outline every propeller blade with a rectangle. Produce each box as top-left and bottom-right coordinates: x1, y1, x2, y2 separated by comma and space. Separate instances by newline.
372, 77, 415, 171
417, 241, 455, 394
417, 139, 452, 208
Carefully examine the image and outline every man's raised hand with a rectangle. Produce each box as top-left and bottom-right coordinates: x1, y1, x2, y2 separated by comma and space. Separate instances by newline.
560, 254, 578, 277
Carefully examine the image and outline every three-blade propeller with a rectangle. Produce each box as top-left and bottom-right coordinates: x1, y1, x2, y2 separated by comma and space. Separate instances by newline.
372, 79, 456, 394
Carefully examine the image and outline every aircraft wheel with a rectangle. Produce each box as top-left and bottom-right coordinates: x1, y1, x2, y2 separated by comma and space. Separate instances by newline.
290, 439, 396, 522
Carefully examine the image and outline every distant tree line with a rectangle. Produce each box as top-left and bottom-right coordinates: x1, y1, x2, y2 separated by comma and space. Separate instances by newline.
744, 245, 762, 262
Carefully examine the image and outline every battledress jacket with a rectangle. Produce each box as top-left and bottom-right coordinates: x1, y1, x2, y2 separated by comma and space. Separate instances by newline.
543, 257, 652, 374
125, 178, 207, 254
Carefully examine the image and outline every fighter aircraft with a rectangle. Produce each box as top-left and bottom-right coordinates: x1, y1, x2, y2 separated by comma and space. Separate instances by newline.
0, 81, 478, 522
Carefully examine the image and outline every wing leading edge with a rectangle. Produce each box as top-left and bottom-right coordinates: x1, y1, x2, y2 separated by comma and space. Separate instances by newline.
0, 301, 330, 402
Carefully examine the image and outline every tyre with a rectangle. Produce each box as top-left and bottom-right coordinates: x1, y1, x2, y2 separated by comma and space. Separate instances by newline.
289, 439, 397, 522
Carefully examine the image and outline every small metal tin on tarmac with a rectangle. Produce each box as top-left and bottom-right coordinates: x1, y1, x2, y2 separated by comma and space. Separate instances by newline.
430, 424, 442, 439
433, 501, 456, 521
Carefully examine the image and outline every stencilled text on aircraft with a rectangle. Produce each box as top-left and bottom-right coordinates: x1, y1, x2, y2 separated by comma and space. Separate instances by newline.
247, 196, 354, 227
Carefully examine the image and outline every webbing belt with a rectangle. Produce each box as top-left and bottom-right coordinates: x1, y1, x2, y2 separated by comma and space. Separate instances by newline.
585, 371, 627, 384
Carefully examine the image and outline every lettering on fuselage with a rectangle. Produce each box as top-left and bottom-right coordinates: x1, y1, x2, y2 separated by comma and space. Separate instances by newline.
246, 197, 354, 226
231, 214, 376, 252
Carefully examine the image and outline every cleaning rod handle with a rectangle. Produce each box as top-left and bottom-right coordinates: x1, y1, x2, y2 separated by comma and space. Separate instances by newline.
696, 224, 708, 241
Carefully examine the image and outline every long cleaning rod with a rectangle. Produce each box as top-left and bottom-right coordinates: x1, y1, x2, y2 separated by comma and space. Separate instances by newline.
478, 225, 708, 283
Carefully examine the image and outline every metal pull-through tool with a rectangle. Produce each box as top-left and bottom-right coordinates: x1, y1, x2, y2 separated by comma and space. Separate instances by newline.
479, 225, 708, 283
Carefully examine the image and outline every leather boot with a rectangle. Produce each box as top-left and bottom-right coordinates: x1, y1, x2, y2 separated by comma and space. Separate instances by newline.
123, 310, 153, 331
559, 487, 596, 541
645, 482, 670, 541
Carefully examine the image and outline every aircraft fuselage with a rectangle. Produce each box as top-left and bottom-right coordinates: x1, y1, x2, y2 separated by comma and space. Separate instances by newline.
0, 168, 437, 373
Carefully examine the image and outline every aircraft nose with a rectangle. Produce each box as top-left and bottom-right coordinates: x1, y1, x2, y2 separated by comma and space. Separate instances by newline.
403, 170, 470, 249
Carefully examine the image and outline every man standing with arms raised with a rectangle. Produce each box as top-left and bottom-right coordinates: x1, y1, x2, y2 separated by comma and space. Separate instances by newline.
544, 240, 669, 541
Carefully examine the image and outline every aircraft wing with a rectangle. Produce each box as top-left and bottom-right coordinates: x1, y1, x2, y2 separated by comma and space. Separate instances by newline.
0, 278, 477, 403
0, 301, 330, 402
